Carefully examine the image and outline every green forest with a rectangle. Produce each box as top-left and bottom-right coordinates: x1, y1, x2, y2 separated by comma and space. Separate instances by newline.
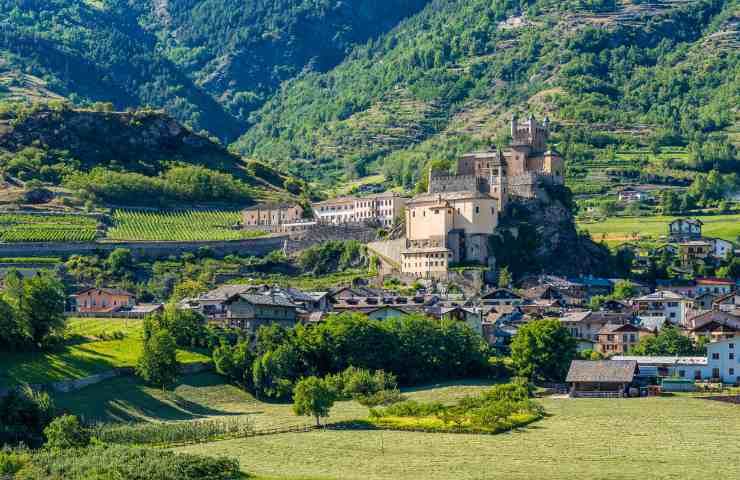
0, 0, 737, 191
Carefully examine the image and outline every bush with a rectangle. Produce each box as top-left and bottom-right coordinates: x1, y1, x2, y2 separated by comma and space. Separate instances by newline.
12, 444, 241, 480
44, 415, 90, 450
0, 386, 56, 447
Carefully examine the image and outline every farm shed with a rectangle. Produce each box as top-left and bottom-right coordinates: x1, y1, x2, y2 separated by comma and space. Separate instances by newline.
566, 360, 638, 398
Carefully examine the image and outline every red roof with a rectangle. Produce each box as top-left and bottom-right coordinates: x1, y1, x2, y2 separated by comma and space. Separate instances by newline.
696, 278, 735, 286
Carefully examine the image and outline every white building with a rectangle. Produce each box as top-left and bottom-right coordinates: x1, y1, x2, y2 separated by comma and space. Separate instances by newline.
706, 337, 740, 384
632, 291, 693, 326
709, 238, 734, 260
312, 193, 406, 226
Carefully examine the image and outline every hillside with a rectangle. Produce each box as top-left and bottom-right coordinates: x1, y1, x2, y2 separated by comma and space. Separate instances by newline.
0, 0, 430, 140
0, 103, 299, 207
234, 0, 739, 187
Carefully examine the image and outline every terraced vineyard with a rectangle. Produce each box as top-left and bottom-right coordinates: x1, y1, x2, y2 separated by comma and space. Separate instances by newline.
106, 209, 267, 241
0, 213, 98, 242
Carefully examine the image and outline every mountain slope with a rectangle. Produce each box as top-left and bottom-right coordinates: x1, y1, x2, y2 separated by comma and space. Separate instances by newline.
0, 0, 431, 140
233, 0, 739, 185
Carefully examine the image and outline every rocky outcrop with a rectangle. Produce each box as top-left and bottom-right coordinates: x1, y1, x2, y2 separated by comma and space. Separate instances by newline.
0, 106, 241, 176
491, 188, 613, 278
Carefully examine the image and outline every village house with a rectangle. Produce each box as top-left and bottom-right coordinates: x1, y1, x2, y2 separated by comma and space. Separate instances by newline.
714, 292, 740, 312
242, 203, 307, 232
668, 218, 703, 242
566, 360, 639, 398
695, 278, 735, 296
222, 293, 298, 332
364, 306, 411, 321
617, 186, 652, 203
186, 284, 256, 319
596, 323, 653, 356
559, 311, 634, 347
687, 309, 740, 342
71, 287, 135, 313
632, 291, 693, 327
678, 240, 713, 267
710, 238, 734, 260
479, 288, 525, 306
440, 306, 483, 335
706, 337, 740, 384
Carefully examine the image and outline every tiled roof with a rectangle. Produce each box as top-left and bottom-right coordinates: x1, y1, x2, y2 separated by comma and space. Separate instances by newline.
566, 360, 637, 383
199, 284, 254, 301
73, 287, 135, 297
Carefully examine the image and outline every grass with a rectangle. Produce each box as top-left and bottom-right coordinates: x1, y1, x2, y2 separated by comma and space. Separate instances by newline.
0, 318, 210, 388
578, 213, 740, 245
106, 209, 268, 241
177, 395, 740, 480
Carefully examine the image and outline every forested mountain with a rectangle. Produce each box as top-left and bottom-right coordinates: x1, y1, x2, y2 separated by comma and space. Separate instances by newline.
0, 0, 430, 140
235, 0, 739, 185
1, 0, 737, 189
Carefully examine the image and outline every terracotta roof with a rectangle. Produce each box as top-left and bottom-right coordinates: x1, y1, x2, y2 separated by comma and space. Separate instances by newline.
73, 287, 135, 297
566, 360, 638, 383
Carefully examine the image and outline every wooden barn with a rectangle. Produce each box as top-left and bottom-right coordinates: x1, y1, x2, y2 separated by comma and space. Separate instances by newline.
566, 360, 638, 398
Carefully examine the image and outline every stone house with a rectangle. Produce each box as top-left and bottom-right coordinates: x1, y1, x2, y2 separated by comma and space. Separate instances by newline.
480, 288, 524, 306
440, 306, 483, 335
242, 203, 305, 232
688, 309, 740, 342
678, 240, 713, 266
71, 287, 135, 313
222, 293, 298, 332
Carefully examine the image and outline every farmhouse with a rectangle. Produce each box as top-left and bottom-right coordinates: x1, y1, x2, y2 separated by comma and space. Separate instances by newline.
71, 287, 135, 313
566, 360, 639, 397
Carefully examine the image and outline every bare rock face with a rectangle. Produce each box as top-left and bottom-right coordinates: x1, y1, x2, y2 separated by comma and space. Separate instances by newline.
490, 188, 613, 278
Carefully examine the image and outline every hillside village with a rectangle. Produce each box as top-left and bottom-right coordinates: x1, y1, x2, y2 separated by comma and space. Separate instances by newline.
1, 0, 740, 477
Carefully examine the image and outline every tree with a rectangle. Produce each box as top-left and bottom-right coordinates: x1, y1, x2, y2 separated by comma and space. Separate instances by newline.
106, 248, 134, 276
16, 273, 66, 347
612, 280, 636, 300
136, 329, 179, 389
631, 326, 697, 356
498, 266, 512, 288
44, 414, 90, 450
292, 376, 336, 427
660, 190, 680, 214
510, 319, 577, 382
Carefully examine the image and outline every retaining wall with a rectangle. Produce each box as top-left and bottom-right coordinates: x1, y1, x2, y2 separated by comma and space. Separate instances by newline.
0, 237, 287, 260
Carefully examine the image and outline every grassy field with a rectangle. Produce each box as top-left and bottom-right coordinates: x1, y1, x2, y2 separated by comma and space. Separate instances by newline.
178, 394, 740, 480
578, 213, 740, 245
106, 209, 267, 241
0, 318, 210, 388
49, 372, 740, 479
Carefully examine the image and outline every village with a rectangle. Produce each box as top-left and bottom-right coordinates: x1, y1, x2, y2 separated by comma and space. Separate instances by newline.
62, 116, 740, 399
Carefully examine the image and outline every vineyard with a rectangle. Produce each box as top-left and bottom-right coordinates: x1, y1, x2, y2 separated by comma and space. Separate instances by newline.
0, 213, 98, 242
106, 209, 267, 241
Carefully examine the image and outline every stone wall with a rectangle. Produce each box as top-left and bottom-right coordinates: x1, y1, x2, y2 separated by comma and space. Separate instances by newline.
0, 237, 287, 260
429, 174, 486, 194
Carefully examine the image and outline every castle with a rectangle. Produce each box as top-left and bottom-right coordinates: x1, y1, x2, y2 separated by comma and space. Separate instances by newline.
401, 115, 564, 278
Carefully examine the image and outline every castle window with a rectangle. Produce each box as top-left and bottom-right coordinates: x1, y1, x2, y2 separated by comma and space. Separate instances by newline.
475, 206, 480, 214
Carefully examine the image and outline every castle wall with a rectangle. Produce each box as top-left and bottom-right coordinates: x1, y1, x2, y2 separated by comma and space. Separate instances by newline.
429, 174, 485, 194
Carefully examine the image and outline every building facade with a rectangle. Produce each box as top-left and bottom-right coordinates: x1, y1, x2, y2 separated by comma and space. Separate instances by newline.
400, 114, 563, 278
71, 288, 135, 313
668, 218, 703, 242
312, 193, 406, 227
242, 203, 305, 232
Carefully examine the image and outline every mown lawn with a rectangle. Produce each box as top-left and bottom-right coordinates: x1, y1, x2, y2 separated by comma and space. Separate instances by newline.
579, 213, 740, 244
178, 395, 740, 480
0, 318, 210, 388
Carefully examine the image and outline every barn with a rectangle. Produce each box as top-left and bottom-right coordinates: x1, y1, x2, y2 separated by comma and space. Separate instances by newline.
566, 360, 638, 398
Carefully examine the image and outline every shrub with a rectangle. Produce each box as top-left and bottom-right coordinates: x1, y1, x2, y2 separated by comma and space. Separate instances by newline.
13, 444, 241, 480
0, 386, 56, 447
44, 415, 90, 450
